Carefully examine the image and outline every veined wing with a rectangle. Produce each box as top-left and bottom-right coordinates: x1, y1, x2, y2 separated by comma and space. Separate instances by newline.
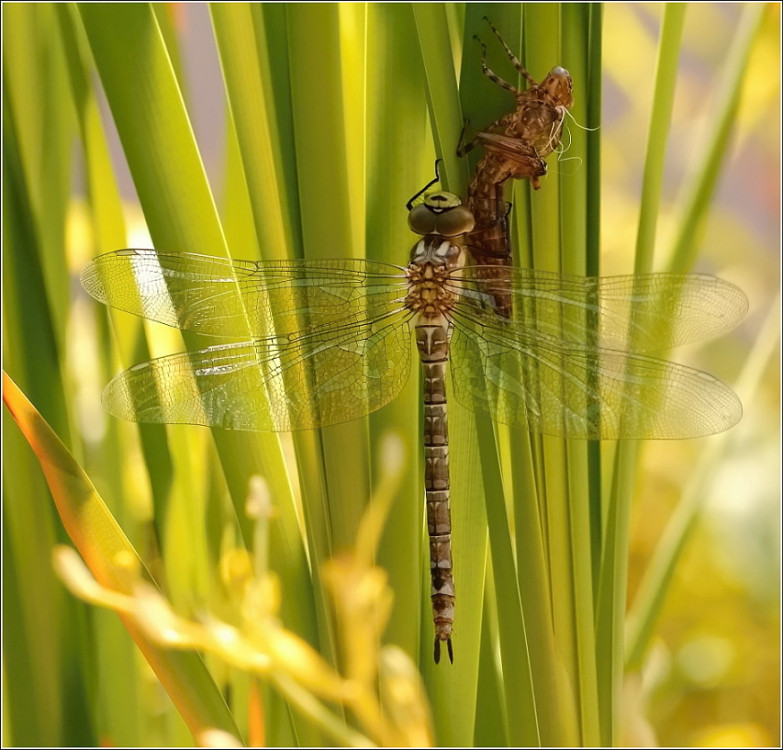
449, 268, 748, 352
81, 250, 408, 338
102, 308, 414, 431
449, 312, 742, 440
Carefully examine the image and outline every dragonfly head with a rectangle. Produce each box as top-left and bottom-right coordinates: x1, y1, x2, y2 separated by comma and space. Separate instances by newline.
408, 191, 475, 238
542, 66, 574, 109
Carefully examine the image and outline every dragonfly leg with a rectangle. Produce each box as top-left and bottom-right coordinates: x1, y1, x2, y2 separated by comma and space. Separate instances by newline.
483, 16, 538, 88
474, 34, 520, 96
457, 119, 478, 158
406, 160, 442, 210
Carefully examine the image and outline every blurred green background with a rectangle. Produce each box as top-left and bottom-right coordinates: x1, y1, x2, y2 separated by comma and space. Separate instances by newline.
601, 5, 779, 747
602, 3, 780, 747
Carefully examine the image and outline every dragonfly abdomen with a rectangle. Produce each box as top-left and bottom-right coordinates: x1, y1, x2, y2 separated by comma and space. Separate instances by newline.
416, 318, 455, 664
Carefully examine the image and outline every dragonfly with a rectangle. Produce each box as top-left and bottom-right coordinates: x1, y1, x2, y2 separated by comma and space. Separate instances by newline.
81, 183, 747, 664
458, 18, 574, 314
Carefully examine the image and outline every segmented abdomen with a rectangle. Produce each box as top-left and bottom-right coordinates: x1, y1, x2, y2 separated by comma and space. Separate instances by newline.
415, 319, 455, 664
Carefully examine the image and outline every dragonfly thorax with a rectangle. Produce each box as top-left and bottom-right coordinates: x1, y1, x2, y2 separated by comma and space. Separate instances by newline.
405, 239, 463, 318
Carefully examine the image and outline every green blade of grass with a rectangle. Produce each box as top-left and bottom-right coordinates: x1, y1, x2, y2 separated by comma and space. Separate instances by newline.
55, 6, 145, 743
3, 4, 73, 350
473, 571, 509, 745
209, 0, 321, 661
519, 15, 584, 742
413, 2, 470, 192
584, 6, 603, 622
527, 5, 584, 746
666, 3, 768, 273
596, 6, 688, 744
285, 0, 371, 550
76, 4, 225, 251
277, 5, 370, 686
561, 5, 601, 744
3, 6, 94, 744
477, 422, 539, 746
364, 2, 429, 667
210, 3, 295, 262
3, 372, 241, 740
633, 5, 686, 275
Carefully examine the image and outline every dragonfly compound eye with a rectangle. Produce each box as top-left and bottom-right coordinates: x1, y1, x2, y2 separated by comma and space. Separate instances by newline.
409, 192, 475, 237
408, 204, 438, 235
434, 205, 475, 237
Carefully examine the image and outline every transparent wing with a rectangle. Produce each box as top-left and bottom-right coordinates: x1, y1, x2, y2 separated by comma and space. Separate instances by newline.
450, 268, 748, 351
449, 314, 742, 439
81, 250, 408, 338
103, 310, 414, 431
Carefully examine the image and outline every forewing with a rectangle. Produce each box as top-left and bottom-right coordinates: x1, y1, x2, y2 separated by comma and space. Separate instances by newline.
450, 269, 748, 352
81, 249, 407, 338
449, 317, 742, 439
103, 311, 413, 431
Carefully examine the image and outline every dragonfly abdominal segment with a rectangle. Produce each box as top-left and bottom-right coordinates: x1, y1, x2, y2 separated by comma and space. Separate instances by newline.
417, 316, 455, 664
